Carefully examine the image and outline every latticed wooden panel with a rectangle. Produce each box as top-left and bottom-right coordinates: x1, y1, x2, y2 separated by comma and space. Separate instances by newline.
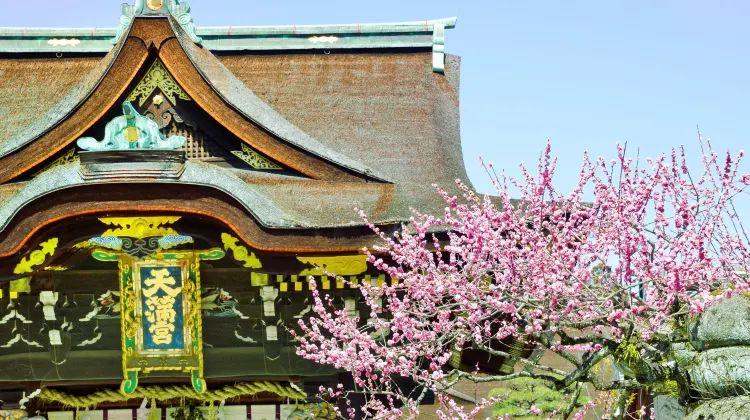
165, 123, 231, 160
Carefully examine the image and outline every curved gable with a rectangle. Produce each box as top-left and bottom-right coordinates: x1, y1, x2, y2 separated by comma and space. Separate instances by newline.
0, 38, 148, 182
0, 16, 383, 184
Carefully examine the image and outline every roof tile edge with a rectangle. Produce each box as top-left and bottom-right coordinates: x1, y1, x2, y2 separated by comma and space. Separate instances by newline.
0, 17, 457, 55
197, 17, 457, 36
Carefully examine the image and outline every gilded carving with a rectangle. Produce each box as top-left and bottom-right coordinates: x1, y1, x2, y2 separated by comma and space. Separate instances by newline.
142, 268, 181, 345
72, 241, 97, 250
147, 0, 163, 10
221, 233, 262, 268
92, 250, 120, 262
43, 265, 69, 272
231, 143, 283, 170
14, 238, 58, 274
100, 216, 180, 238
112, 253, 213, 394
89, 219, 193, 259
297, 255, 368, 276
127, 60, 191, 107
115, 1, 201, 46
32, 149, 79, 178
289, 403, 337, 420
83, 219, 222, 393
9, 277, 31, 294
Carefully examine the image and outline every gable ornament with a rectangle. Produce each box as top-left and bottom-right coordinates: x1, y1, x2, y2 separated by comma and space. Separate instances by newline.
115, 0, 202, 45
127, 60, 191, 107
77, 102, 186, 151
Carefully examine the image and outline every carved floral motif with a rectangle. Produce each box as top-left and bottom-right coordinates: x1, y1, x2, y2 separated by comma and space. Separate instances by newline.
220, 233, 262, 268
127, 60, 191, 107
14, 238, 58, 274
33, 149, 79, 178
231, 143, 283, 170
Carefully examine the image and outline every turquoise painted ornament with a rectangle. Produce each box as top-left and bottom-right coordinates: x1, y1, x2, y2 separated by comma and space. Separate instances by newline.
88, 236, 124, 250
158, 235, 194, 249
116, 0, 201, 45
77, 102, 186, 151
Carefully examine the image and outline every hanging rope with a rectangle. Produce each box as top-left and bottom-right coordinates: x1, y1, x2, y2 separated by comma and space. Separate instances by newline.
36, 382, 306, 410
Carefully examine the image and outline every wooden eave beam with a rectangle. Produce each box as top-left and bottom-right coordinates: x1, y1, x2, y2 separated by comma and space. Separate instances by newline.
0, 188, 383, 259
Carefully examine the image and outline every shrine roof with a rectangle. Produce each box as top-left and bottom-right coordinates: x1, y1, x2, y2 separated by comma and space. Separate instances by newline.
172, 24, 386, 181
0, 5, 469, 244
0, 52, 116, 158
218, 51, 467, 216
0, 162, 396, 231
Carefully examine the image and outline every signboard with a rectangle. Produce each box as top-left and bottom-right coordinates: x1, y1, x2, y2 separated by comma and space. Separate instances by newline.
104, 249, 224, 395
136, 262, 188, 353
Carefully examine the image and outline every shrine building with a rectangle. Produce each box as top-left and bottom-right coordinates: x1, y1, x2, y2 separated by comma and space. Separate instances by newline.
0, 1, 471, 418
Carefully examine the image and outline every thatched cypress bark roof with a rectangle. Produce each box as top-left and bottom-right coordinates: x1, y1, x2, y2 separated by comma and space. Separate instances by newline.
0, 10, 468, 251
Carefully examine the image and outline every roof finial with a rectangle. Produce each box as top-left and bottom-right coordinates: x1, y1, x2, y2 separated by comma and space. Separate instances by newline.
114, 0, 202, 45
169, 1, 202, 44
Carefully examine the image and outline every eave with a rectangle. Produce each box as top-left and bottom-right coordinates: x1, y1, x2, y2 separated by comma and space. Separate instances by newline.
0, 161, 393, 234
0, 17, 456, 54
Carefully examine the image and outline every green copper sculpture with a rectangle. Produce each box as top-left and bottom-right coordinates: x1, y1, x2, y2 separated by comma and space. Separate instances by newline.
116, 0, 202, 45
77, 102, 186, 151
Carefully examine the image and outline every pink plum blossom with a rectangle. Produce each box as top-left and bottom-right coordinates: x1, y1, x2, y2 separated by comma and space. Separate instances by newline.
296, 140, 750, 419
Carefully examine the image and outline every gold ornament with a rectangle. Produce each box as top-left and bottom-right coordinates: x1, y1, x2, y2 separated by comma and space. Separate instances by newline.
124, 126, 141, 143
9, 277, 31, 294
221, 233, 262, 268
43, 265, 69, 272
112, 252, 218, 395
99, 216, 180, 238
297, 255, 368, 276
127, 60, 191, 107
231, 144, 283, 170
32, 149, 79, 178
147, 0, 163, 10
14, 238, 58, 274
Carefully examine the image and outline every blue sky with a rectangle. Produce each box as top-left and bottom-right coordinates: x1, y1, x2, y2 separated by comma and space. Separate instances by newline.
2, 0, 748, 199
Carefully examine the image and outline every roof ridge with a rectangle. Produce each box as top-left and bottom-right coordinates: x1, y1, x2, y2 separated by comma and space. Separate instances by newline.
197, 17, 457, 35
0, 17, 456, 36
0, 17, 456, 54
